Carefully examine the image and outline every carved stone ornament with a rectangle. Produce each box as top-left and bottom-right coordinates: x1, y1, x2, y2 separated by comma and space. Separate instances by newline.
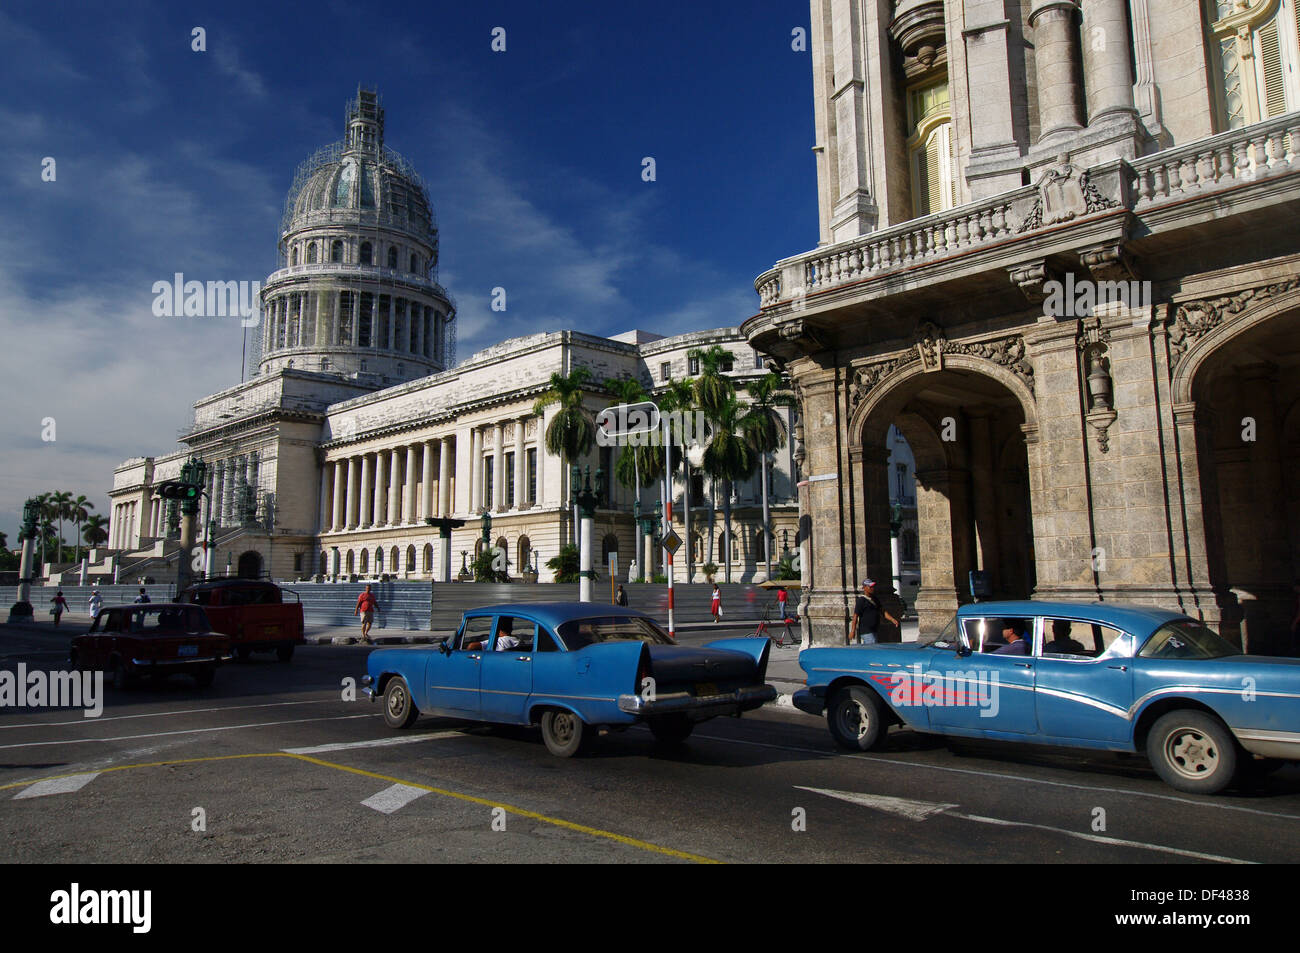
1166, 277, 1300, 371
1007, 260, 1062, 303
1018, 155, 1119, 232
847, 333, 1035, 415
915, 320, 947, 371
777, 317, 829, 355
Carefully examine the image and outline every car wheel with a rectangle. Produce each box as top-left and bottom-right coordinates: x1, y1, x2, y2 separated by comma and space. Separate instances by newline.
541, 709, 587, 757
194, 667, 215, 688
276, 644, 294, 662
383, 677, 419, 729
111, 657, 136, 691
1147, 711, 1237, 794
827, 686, 886, 751
236, 646, 252, 662
648, 715, 694, 746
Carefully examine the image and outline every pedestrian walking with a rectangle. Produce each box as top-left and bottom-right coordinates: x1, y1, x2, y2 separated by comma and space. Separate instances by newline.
711, 584, 722, 623
88, 590, 103, 619
849, 579, 898, 645
615, 584, 628, 607
51, 590, 69, 627
355, 583, 380, 644
776, 586, 789, 618
133, 587, 151, 604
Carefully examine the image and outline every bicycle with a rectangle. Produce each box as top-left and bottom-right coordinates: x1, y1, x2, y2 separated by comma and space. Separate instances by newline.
753, 602, 799, 647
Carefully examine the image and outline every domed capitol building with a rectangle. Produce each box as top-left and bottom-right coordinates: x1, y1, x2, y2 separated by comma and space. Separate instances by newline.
101, 89, 801, 586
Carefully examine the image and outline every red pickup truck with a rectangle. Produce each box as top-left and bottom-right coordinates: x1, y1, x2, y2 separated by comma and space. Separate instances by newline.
178, 579, 305, 661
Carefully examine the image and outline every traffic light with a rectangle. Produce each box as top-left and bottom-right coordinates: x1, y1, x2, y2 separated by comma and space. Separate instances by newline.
156, 481, 201, 501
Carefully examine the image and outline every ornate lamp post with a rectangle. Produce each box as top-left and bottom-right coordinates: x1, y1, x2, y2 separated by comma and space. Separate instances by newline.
7, 498, 41, 623
570, 465, 605, 602
176, 457, 207, 591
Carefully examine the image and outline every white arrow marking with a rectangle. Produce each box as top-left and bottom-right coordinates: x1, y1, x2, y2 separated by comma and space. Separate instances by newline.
796, 786, 957, 821
362, 783, 430, 814
14, 772, 100, 799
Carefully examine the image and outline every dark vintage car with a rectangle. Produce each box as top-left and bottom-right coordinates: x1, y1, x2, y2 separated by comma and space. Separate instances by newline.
71, 604, 232, 689
362, 603, 777, 756
178, 578, 304, 661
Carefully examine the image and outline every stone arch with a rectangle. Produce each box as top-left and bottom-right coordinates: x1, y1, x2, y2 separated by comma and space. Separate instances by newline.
518, 535, 531, 573
360, 549, 370, 574
345, 549, 355, 574
237, 550, 262, 579
422, 543, 433, 573
390, 546, 400, 572
405, 545, 416, 573
1170, 288, 1300, 405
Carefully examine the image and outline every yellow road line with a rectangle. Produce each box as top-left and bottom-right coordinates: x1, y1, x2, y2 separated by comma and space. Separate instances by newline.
2, 752, 721, 864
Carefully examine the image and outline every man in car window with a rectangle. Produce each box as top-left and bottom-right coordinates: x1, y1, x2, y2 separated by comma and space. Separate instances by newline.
1044, 620, 1085, 654
495, 617, 521, 651
993, 620, 1029, 655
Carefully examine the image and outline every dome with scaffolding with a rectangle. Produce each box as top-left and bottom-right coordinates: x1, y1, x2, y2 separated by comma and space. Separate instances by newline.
258, 87, 456, 385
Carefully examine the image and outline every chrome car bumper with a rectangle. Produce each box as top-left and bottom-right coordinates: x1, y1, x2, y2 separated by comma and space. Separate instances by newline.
1234, 728, 1300, 761
617, 684, 776, 716
361, 674, 374, 701
130, 656, 224, 667
792, 688, 825, 717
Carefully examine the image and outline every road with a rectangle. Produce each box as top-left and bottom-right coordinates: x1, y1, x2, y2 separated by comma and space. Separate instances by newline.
2, 624, 1298, 864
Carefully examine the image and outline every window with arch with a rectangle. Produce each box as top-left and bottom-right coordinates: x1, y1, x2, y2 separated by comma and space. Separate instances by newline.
359, 549, 369, 574
387, 246, 398, 269
391, 546, 400, 571
602, 534, 619, 563
360, 242, 373, 266
1206, 0, 1300, 129
307, 242, 318, 264
346, 550, 355, 574
422, 543, 433, 573
319, 551, 327, 574
406, 545, 416, 573
291, 246, 299, 266
908, 80, 956, 217
410, 254, 419, 274
331, 240, 343, 263
518, 535, 531, 572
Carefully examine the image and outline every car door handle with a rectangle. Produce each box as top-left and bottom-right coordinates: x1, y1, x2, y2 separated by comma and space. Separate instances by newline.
516, 656, 530, 662
1014, 662, 1032, 668
1107, 664, 1128, 671
468, 654, 480, 661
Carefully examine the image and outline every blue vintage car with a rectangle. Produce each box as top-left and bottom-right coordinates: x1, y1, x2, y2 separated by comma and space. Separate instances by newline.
362, 603, 776, 756
794, 600, 1300, 794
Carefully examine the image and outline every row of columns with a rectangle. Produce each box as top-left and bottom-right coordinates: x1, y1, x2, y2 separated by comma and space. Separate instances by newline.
206, 452, 259, 528
1029, 0, 1135, 139
263, 289, 442, 362
466, 417, 539, 514
323, 436, 454, 533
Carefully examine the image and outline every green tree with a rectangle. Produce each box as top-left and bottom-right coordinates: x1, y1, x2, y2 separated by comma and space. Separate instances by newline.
34, 492, 52, 567
739, 372, 793, 579
69, 494, 95, 565
83, 514, 110, 549
472, 547, 510, 583
546, 544, 581, 583
659, 378, 697, 577
50, 490, 73, 563
534, 366, 598, 544
700, 395, 757, 584
688, 344, 736, 416
603, 375, 664, 493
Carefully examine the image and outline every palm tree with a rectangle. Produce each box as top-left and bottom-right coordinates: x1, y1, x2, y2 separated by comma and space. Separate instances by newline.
34, 492, 52, 568
534, 366, 598, 544
739, 372, 793, 579
700, 395, 757, 585
605, 375, 664, 581
69, 494, 95, 565
83, 514, 110, 550
659, 378, 697, 578
50, 490, 73, 564
688, 346, 738, 580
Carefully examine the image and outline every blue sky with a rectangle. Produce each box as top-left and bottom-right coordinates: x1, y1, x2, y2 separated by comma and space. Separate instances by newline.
0, 0, 817, 544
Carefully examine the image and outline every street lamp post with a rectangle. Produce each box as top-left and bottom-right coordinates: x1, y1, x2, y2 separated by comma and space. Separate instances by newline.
570, 465, 604, 602
7, 499, 40, 623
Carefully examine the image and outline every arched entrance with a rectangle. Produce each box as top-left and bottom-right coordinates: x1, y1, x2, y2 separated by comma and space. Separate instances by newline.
1181, 303, 1300, 653
855, 361, 1037, 636
237, 550, 263, 579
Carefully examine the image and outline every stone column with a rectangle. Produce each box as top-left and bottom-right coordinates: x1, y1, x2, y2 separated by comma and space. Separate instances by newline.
439, 437, 453, 517
1030, 0, 1085, 139
331, 460, 345, 532
373, 452, 387, 527
1080, 0, 1135, 124
492, 422, 505, 511
514, 419, 526, 508
212, 461, 224, 528
468, 428, 481, 512
406, 444, 419, 523
223, 459, 237, 526
359, 452, 373, 528
422, 441, 436, 520
388, 447, 402, 525
319, 464, 332, 534
967, 409, 1001, 575
346, 456, 360, 529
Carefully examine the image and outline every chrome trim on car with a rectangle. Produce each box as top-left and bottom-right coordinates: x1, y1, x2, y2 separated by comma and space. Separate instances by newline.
1127, 684, 1300, 720
130, 656, 220, 667
1233, 728, 1300, 760
1033, 686, 1129, 718
617, 685, 777, 715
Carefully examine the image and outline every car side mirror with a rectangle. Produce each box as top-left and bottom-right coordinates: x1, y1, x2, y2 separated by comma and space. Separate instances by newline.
956, 643, 972, 658
438, 639, 451, 656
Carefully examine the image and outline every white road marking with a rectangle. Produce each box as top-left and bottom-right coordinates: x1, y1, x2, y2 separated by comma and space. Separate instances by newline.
795, 786, 957, 821
361, 783, 430, 814
0, 714, 372, 750
0, 697, 342, 729
951, 813, 1254, 864
14, 772, 99, 799
284, 731, 464, 754
695, 731, 1300, 823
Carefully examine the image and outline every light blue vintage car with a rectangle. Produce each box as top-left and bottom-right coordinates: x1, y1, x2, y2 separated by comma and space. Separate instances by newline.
362, 603, 776, 756
793, 600, 1300, 794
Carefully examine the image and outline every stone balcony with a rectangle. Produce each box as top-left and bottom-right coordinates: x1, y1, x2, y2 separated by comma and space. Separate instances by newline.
746, 113, 1300, 356
263, 262, 451, 301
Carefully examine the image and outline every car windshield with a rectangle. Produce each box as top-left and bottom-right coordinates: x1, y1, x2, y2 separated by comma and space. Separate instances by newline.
557, 615, 674, 649
129, 607, 209, 634
918, 615, 961, 649
1138, 620, 1240, 660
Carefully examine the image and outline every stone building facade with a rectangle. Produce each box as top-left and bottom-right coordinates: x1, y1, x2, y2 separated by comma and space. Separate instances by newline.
104, 90, 798, 588
745, 0, 1300, 651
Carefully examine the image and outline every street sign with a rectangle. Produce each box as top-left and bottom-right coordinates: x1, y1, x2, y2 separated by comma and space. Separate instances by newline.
662, 528, 682, 556
608, 552, 618, 577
